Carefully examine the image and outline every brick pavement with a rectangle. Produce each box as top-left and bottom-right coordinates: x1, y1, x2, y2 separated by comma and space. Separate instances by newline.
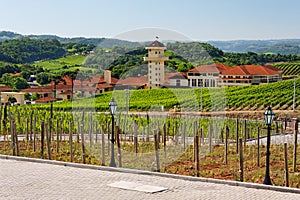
0, 157, 299, 200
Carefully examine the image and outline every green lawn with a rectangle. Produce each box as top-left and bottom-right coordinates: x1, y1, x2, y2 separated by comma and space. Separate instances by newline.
56, 55, 87, 65
33, 55, 96, 73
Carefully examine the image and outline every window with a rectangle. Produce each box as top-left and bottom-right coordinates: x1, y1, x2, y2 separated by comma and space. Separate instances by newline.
192, 79, 196, 87
205, 79, 209, 87
212, 80, 215, 87
155, 52, 157, 54
198, 79, 203, 87
176, 80, 180, 86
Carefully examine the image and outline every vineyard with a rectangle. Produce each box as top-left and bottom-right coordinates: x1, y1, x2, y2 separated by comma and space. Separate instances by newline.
41, 78, 300, 114
273, 62, 300, 76
0, 105, 299, 188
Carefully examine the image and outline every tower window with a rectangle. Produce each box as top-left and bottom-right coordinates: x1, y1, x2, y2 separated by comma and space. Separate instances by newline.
155, 52, 157, 54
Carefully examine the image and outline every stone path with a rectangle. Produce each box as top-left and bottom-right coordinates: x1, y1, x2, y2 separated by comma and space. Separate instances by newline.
0, 157, 299, 200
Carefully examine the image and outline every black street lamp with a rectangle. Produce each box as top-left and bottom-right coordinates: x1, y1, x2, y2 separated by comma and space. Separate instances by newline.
263, 106, 274, 185
109, 98, 117, 167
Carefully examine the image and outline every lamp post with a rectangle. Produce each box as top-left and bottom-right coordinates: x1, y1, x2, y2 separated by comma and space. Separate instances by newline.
263, 106, 274, 185
109, 98, 117, 167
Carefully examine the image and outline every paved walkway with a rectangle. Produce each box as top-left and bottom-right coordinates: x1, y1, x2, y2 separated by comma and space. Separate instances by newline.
0, 157, 299, 200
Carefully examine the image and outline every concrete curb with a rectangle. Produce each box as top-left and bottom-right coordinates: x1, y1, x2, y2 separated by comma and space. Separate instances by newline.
1, 154, 300, 194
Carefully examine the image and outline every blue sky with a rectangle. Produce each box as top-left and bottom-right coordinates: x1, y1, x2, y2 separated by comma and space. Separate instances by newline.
0, 0, 299, 41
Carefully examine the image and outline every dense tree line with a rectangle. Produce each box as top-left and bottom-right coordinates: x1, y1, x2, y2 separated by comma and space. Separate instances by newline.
0, 38, 66, 63
216, 51, 300, 66
84, 42, 300, 78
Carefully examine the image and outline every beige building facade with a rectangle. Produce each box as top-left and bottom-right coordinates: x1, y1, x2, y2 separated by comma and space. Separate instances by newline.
144, 40, 169, 89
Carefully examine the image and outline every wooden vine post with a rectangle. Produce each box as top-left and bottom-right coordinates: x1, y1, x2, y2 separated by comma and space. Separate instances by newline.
69, 121, 73, 162
14, 122, 19, 156
236, 118, 239, 154
293, 118, 298, 172
33, 115, 36, 152
40, 122, 45, 159
154, 130, 160, 172
194, 133, 200, 177
81, 123, 86, 164
239, 138, 243, 182
45, 123, 51, 160
116, 125, 122, 167
101, 124, 105, 166
225, 126, 229, 165
257, 126, 260, 167
134, 120, 138, 154
284, 143, 289, 187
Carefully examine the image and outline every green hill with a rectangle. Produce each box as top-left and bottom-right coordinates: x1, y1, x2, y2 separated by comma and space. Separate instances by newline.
0, 31, 141, 48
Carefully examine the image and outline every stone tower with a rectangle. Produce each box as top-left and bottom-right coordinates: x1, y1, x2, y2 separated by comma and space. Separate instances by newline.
144, 40, 168, 89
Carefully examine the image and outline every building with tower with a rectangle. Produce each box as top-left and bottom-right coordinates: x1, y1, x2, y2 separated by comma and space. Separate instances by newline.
144, 40, 169, 89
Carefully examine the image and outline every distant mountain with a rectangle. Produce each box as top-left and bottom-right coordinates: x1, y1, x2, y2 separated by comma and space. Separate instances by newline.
0, 31, 142, 48
208, 39, 300, 55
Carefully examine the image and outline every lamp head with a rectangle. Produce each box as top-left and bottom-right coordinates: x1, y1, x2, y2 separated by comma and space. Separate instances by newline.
264, 106, 274, 126
109, 98, 117, 115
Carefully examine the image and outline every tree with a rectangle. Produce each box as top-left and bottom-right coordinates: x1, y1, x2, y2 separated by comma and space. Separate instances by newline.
13, 77, 30, 90
49, 73, 63, 98
36, 72, 51, 85
24, 92, 31, 101
63, 69, 79, 100
32, 92, 40, 101
0, 73, 13, 87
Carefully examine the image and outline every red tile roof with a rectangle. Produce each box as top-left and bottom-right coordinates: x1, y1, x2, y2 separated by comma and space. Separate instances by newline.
21, 86, 53, 93
57, 75, 118, 86
189, 63, 231, 73
97, 83, 113, 89
117, 76, 148, 87
35, 96, 57, 103
222, 65, 282, 75
0, 86, 13, 92
165, 72, 187, 80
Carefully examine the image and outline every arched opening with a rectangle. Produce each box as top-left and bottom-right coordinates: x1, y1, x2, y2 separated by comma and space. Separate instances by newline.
8, 97, 17, 105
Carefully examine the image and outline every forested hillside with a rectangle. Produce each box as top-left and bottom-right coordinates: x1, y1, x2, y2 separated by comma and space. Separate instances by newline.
85, 42, 300, 78
209, 39, 300, 55
0, 31, 141, 48
0, 38, 65, 63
